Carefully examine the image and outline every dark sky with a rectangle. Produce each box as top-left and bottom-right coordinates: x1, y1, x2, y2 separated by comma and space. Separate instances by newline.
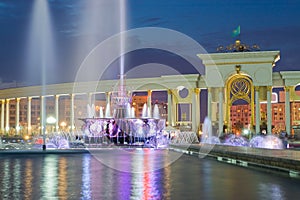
0, 0, 299, 86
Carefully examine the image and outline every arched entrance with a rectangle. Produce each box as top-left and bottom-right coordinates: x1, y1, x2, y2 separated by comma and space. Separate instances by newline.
225, 73, 255, 134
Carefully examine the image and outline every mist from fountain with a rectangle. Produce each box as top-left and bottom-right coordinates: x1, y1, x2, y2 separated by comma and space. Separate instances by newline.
87, 104, 96, 118
200, 117, 284, 149
201, 117, 220, 144
99, 107, 104, 118
249, 135, 284, 149
126, 103, 131, 118
148, 107, 152, 118
142, 103, 148, 118
131, 107, 135, 118
223, 134, 249, 147
105, 103, 111, 118
153, 104, 160, 119
26, 0, 57, 150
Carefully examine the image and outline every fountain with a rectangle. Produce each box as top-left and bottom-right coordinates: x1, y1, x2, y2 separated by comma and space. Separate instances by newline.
142, 103, 148, 118
81, 76, 166, 147
223, 134, 249, 147
249, 135, 284, 149
77, 0, 168, 147
201, 117, 220, 144
153, 104, 160, 119
200, 117, 284, 149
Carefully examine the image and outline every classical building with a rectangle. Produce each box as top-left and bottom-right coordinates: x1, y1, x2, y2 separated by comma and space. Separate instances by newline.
1, 40, 300, 137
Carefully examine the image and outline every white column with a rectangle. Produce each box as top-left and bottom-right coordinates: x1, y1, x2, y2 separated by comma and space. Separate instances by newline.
70, 94, 75, 132
192, 89, 196, 132
196, 89, 201, 130
167, 89, 173, 126
40, 96, 46, 149
192, 88, 200, 133
88, 93, 93, 106
55, 95, 59, 132
172, 91, 177, 126
1, 99, 4, 133
147, 90, 152, 118
255, 87, 260, 134
285, 86, 291, 135
16, 98, 20, 135
218, 89, 223, 135
27, 97, 32, 135
267, 86, 272, 134
5, 99, 10, 132
207, 88, 212, 120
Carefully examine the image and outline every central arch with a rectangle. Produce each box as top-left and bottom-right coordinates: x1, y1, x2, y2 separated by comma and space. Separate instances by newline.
225, 73, 255, 133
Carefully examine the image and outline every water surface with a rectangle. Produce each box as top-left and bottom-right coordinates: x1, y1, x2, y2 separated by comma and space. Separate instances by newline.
0, 149, 299, 200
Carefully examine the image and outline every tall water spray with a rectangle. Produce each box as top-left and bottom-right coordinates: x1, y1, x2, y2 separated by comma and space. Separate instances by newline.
99, 107, 104, 118
201, 117, 220, 144
153, 104, 160, 119
142, 103, 148, 118
27, 0, 56, 149
27, 0, 56, 85
119, 0, 126, 79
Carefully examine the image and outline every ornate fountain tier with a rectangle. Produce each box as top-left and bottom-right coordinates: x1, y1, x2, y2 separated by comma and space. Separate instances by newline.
111, 74, 132, 119
80, 75, 167, 147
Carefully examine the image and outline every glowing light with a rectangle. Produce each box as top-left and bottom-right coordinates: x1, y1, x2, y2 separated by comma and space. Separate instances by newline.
243, 129, 250, 135
46, 116, 56, 124
60, 121, 67, 127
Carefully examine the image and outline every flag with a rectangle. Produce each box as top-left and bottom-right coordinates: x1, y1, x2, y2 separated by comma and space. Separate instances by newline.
232, 25, 240, 37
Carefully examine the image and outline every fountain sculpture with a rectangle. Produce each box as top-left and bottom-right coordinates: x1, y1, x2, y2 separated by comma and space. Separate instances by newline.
81, 76, 166, 147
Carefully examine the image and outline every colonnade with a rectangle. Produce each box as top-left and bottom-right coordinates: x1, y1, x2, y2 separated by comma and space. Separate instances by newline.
0, 94, 76, 135
0, 85, 202, 135
0, 67, 296, 137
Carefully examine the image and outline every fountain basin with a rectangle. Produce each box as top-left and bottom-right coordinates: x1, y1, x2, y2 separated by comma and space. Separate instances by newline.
80, 117, 166, 146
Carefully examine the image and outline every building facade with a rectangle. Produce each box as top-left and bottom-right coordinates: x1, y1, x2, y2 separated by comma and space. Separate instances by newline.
1, 46, 300, 137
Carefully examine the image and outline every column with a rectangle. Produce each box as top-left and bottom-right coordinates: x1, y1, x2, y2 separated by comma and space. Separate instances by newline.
5, 99, 10, 132
196, 89, 201, 128
40, 96, 46, 150
192, 88, 201, 133
15, 98, 20, 135
1, 100, 4, 133
70, 94, 75, 132
167, 89, 173, 126
27, 97, 32, 135
255, 87, 261, 134
207, 88, 212, 120
55, 95, 59, 132
147, 90, 152, 118
267, 86, 272, 134
218, 88, 224, 135
88, 93, 93, 106
172, 90, 177, 126
285, 86, 291, 135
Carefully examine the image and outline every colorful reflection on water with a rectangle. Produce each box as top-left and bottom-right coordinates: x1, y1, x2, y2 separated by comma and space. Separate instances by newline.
0, 150, 300, 199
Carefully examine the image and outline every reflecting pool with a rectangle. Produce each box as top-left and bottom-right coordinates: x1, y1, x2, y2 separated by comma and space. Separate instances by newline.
0, 149, 299, 199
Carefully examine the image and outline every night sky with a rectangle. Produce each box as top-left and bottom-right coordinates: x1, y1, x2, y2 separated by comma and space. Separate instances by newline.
0, 0, 300, 86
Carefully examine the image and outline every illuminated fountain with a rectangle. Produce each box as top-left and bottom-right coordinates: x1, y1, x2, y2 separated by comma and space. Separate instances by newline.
223, 134, 249, 147
78, 0, 167, 147
81, 76, 166, 147
201, 117, 220, 144
201, 117, 284, 149
249, 135, 284, 149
